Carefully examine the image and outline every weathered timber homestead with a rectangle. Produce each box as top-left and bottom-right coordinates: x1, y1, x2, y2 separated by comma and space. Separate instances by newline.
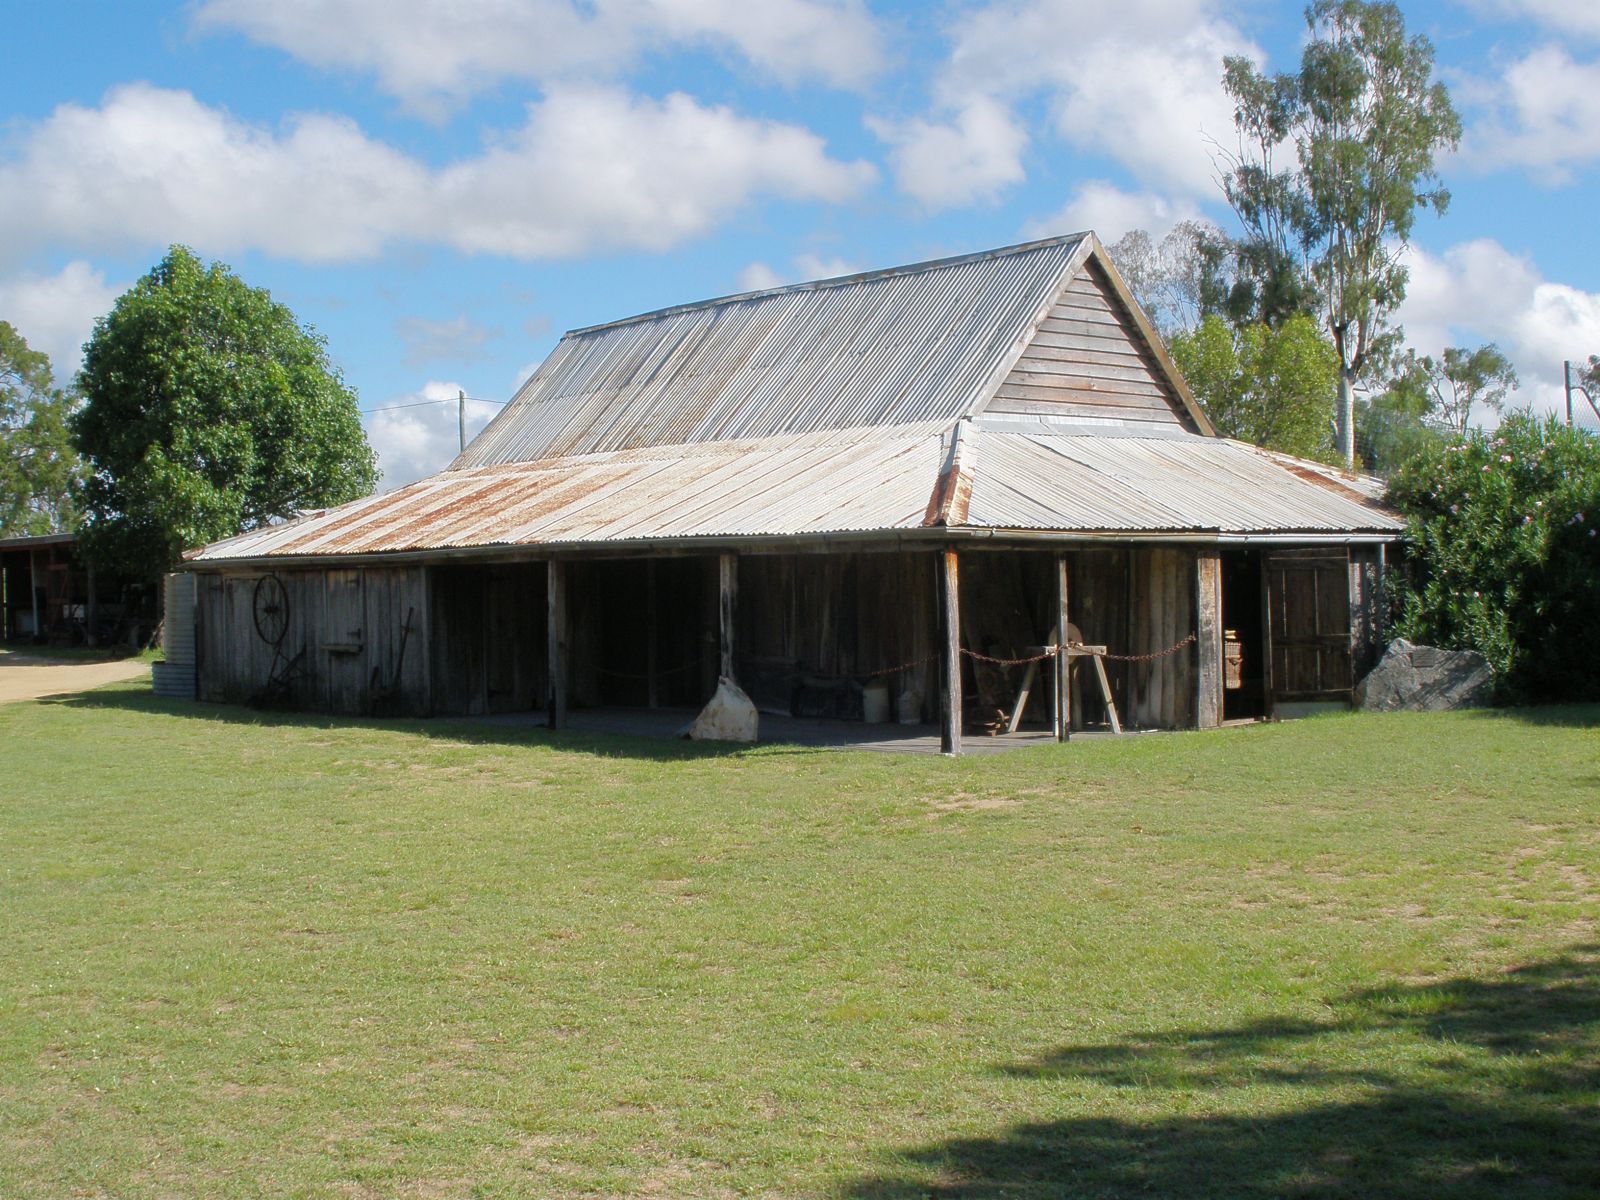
179, 234, 1402, 752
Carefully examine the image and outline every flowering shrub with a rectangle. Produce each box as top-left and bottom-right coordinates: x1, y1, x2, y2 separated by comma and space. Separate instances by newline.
1385, 414, 1600, 702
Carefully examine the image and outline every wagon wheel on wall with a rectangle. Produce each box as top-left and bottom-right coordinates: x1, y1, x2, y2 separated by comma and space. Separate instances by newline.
252, 574, 290, 648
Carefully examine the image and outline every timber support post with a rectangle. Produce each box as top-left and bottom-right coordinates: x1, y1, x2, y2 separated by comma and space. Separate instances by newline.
547, 558, 567, 730
939, 547, 962, 756
718, 552, 737, 682
1055, 553, 1071, 742
1195, 549, 1223, 729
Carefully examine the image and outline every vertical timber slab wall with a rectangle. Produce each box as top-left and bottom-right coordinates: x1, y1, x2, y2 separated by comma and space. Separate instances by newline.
429, 563, 546, 717
196, 565, 430, 715
1126, 547, 1197, 730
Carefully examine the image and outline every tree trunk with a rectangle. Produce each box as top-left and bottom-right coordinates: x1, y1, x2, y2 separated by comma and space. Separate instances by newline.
1337, 365, 1356, 470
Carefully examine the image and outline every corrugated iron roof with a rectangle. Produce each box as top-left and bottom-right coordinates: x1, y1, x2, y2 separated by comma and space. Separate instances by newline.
193, 423, 951, 561
961, 426, 1404, 535
192, 421, 1400, 565
454, 236, 1087, 464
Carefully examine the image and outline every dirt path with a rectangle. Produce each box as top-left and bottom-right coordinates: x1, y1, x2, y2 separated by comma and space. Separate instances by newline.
0, 655, 150, 705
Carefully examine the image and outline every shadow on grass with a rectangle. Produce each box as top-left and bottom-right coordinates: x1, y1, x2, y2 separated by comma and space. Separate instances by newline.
849, 946, 1600, 1199
1462, 703, 1600, 729
44, 684, 766, 763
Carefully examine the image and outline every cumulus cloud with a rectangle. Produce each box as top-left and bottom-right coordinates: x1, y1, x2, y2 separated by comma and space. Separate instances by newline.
1024, 181, 1205, 243
935, 0, 1254, 198
0, 261, 124, 378
735, 251, 861, 292
193, 0, 882, 113
1459, 46, 1600, 180
396, 315, 500, 368
869, 96, 1028, 210
0, 84, 874, 268
365, 381, 505, 488
1485, 0, 1600, 39
433, 88, 875, 258
1395, 238, 1600, 419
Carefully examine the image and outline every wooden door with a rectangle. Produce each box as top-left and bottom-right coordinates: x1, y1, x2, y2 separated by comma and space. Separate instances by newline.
1263, 548, 1352, 709
322, 569, 367, 713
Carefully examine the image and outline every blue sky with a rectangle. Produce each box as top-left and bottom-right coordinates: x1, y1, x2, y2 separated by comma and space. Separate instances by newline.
4, 0, 1599, 486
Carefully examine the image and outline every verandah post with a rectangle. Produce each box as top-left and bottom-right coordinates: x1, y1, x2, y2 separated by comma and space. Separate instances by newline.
939, 547, 961, 756
1195, 549, 1223, 729
718, 552, 737, 683
1055, 553, 1071, 742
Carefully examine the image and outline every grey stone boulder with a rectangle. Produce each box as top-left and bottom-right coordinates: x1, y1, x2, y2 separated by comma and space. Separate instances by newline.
1354, 638, 1495, 712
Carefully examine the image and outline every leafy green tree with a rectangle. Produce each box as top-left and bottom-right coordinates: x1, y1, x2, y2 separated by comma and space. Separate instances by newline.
1221, 0, 1461, 467
1386, 414, 1600, 702
1170, 313, 1339, 460
73, 247, 377, 582
0, 321, 83, 536
1404, 344, 1518, 435
1354, 353, 1439, 477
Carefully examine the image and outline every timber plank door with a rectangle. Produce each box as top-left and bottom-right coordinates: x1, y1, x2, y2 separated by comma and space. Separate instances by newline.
1263, 548, 1353, 711
322, 568, 368, 714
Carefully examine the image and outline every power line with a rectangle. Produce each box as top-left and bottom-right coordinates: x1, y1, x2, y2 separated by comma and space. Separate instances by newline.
360, 395, 508, 415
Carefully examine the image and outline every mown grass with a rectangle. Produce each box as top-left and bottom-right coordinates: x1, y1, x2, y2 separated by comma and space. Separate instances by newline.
1, 684, 1596, 1198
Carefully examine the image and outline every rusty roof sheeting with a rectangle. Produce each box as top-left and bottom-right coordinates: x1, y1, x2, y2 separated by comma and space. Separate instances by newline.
962, 427, 1403, 534
192, 423, 951, 561
454, 237, 1086, 464
193, 421, 1399, 566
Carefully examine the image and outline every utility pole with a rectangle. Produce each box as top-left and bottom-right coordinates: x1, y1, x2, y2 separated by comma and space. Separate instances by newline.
1565, 360, 1574, 428
458, 389, 466, 454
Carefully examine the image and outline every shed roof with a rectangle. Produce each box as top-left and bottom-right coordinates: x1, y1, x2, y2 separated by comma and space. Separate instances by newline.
191, 233, 1401, 568
456, 234, 1124, 464
191, 420, 1401, 565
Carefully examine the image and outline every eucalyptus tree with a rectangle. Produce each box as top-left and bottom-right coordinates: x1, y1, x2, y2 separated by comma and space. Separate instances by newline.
1220, 0, 1461, 467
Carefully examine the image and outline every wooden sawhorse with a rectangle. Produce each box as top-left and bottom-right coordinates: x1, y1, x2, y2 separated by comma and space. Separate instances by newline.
1007, 644, 1123, 736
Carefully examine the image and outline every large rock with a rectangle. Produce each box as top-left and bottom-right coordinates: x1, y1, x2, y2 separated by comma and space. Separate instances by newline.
1355, 639, 1495, 712
684, 677, 760, 743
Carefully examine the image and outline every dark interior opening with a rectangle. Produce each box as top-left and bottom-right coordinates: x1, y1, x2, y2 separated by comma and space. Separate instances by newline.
575, 558, 716, 710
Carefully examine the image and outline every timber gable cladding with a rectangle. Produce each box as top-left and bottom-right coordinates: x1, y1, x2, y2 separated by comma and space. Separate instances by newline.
185, 233, 1404, 743
988, 260, 1197, 430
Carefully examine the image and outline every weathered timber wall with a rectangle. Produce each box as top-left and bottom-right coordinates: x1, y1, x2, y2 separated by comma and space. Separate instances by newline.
737, 552, 938, 719
1124, 547, 1197, 730
430, 563, 546, 716
195, 566, 430, 715
988, 260, 1193, 430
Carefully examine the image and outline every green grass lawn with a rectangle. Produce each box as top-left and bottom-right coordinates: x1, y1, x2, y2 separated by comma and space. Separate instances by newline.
1, 684, 1596, 1198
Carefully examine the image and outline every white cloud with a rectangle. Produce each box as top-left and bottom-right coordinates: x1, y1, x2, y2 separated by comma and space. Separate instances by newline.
396, 315, 499, 368
433, 87, 875, 258
1395, 238, 1600, 419
793, 252, 859, 279
1024, 181, 1204, 243
737, 261, 787, 291
365, 381, 504, 488
869, 96, 1028, 210
0, 84, 874, 268
935, 0, 1254, 198
193, 0, 882, 113
0, 85, 424, 264
1460, 46, 1600, 179
1486, 0, 1600, 39
0, 261, 124, 378
735, 251, 861, 292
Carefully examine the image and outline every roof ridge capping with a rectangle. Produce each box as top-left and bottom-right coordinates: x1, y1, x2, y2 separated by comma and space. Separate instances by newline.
565, 233, 1092, 337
